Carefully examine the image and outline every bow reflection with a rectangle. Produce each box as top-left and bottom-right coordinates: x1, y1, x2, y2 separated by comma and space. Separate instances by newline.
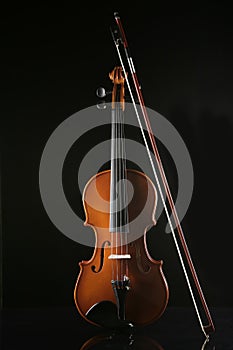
79, 331, 164, 350
201, 336, 216, 350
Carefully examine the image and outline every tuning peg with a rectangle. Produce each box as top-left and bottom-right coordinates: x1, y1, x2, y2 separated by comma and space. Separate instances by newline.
96, 101, 107, 110
96, 87, 111, 98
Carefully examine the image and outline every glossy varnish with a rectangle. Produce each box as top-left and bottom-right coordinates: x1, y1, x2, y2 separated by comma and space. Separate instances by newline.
74, 169, 169, 326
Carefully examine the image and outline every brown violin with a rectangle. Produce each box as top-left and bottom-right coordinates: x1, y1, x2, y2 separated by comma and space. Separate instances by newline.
74, 67, 169, 328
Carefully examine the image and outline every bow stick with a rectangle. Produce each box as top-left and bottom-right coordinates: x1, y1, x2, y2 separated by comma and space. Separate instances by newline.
111, 11, 215, 338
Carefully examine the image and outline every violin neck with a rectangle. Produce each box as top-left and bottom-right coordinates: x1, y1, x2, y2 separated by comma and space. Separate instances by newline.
109, 101, 129, 233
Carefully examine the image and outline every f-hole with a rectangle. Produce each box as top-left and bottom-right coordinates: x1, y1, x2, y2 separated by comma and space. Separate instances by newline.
91, 240, 111, 273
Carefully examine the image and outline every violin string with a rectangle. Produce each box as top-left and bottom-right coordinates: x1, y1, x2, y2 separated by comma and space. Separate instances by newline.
111, 105, 115, 283
121, 101, 127, 278
120, 107, 123, 281
118, 102, 122, 281
114, 43, 209, 337
116, 100, 121, 282
121, 101, 129, 278
116, 104, 119, 284
119, 100, 125, 281
121, 104, 125, 281
120, 101, 126, 280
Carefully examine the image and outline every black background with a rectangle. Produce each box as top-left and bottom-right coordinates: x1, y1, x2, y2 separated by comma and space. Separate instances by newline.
2, 1, 233, 316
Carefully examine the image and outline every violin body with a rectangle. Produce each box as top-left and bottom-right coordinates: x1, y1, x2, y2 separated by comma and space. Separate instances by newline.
74, 169, 169, 327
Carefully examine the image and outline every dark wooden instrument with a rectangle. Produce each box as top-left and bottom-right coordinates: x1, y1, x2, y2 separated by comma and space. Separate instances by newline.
74, 13, 215, 337
74, 66, 169, 327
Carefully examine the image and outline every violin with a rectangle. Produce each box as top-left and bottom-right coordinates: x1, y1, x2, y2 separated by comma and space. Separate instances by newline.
74, 13, 215, 337
74, 67, 169, 327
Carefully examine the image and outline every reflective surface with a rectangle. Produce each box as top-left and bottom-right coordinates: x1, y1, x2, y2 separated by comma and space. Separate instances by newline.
2, 307, 233, 349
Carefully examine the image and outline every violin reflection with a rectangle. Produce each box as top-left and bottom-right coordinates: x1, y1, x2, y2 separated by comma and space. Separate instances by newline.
79, 331, 164, 350
79, 331, 216, 350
